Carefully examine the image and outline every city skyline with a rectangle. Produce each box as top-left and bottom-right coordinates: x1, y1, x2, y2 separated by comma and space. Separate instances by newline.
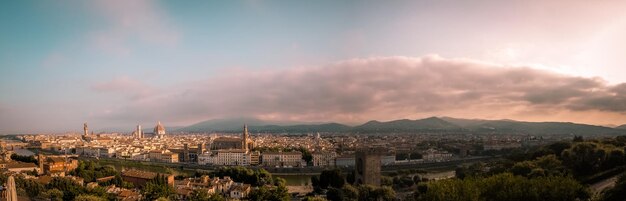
3, 0, 626, 133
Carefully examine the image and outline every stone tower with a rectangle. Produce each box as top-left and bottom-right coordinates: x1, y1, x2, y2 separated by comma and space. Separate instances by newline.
83, 123, 89, 136
242, 124, 249, 151
5, 175, 17, 201
136, 125, 143, 138
183, 143, 190, 162
354, 147, 384, 187
37, 154, 45, 174
197, 142, 205, 155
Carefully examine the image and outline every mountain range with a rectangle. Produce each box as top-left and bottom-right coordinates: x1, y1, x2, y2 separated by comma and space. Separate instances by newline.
176, 117, 626, 136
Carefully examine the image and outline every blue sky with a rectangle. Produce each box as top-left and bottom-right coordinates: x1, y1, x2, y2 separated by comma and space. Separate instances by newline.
2, 0, 626, 133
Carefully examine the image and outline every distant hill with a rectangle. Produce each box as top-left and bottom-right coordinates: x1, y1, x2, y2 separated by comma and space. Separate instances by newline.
252, 123, 352, 133
177, 117, 334, 132
616, 124, 626, 130
177, 117, 626, 136
353, 117, 461, 132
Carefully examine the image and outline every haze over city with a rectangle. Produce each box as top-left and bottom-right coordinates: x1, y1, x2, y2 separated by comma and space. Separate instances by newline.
2, 0, 626, 133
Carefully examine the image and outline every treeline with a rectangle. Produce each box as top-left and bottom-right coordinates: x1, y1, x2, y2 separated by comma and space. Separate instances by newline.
10, 153, 38, 164
205, 166, 274, 186
307, 169, 396, 201
0, 174, 111, 201
411, 173, 589, 201
411, 135, 626, 201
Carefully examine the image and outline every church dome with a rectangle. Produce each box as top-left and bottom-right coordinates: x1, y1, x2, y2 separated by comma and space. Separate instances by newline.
154, 121, 166, 134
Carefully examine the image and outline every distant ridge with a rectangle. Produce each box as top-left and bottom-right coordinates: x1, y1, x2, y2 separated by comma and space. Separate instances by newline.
177, 117, 626, 136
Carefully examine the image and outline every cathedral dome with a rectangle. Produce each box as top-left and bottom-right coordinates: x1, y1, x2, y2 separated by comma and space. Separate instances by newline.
154, 121, 166, 134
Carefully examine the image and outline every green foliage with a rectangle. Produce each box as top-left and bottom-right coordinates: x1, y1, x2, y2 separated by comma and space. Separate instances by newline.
354, 185, 395, 201
74, 194, 107, 201
414, 173, 590, 201
142, 174, 175, 201
317, 169, 345, 189
39, 189, 64, 201
302, 197, 328, 201
209, 166, 273, 186
342, 184, 359, 201
70, 160, 120, 183
47, 177, 89, 201
10, 154, 38, 164
188, 189, 225, 201
248, 185, 291, 201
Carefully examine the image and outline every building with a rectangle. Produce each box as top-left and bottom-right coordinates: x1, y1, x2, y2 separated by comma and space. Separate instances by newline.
161, 152, 179, 163
3, 161, 39, 173
210, 125, 254, 150
40, 155, 79, 174
335, 155, 355, 167
132, 125, 143, 139
354, 147, 384, 187
149, 150, 179, 163
229, 183, 251, 199
154, 121, 166, 139
261, 151, 303, 167
198, 149, 249, 166
249, 151, 260, 166
421, 148, 453, 162
312, 151, 337, 167
122, 169, 174, 187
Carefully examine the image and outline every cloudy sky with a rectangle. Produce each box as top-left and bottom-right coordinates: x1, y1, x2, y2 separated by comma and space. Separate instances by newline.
2, 0, 626, 133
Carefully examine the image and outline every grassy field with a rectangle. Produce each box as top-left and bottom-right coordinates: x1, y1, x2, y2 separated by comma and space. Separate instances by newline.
80, 157, 198, 177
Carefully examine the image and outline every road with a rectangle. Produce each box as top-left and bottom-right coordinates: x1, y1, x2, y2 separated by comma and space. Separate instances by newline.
590, 176, 619, 194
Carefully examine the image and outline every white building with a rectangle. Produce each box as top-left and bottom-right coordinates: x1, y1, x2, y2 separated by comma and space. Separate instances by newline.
262, 151, 303, 167
421, 148, 453, 162
312, 151, 337, 167
198, 149, 249, 166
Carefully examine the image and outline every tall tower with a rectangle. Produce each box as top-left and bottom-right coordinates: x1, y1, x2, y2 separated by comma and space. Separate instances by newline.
5, 175, 17, 201
83, 123, 89, 136
197, 142, 205, 155
355, 147, 384, 187
136, 125, 143, 139
242, 124, 249, 151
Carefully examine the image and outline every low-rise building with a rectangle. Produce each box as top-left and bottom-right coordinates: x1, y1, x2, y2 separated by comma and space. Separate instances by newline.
262, 151, 303, 167
122, 169, 174, 188
312, 151, 337, 167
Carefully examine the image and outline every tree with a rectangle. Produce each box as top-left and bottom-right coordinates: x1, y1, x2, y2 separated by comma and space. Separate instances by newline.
342, 184, 359, 201
302, 197, 328, 201
142, 175, 175, 201
326, 187, 344, 201
74, 195, 107, 201
248, 185, 290, 201
188, 189, 210, 201
39, 189, 63, 201
298, 147, 313, 164
561, 142, 606, 175
318, 169, 345, 189
415, 173, 589, 201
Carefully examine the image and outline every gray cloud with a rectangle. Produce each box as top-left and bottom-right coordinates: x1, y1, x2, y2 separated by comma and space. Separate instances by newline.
93, 55, 626, 125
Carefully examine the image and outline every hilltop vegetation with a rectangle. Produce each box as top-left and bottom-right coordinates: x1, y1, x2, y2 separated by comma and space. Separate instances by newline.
177, 117, 626, 136
405, 135, 626, 201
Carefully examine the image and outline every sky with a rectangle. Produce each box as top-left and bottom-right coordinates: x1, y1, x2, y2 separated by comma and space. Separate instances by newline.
2, 0, 626, 133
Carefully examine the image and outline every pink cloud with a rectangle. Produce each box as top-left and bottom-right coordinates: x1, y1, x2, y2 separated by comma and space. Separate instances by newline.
92, 55, 626, 126
88, 0, 180, 55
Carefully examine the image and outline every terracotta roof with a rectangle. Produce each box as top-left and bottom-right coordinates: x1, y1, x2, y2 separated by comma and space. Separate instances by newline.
5, 161, 37, 169
46, 157, 66, 163
213, 137, 243, 142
